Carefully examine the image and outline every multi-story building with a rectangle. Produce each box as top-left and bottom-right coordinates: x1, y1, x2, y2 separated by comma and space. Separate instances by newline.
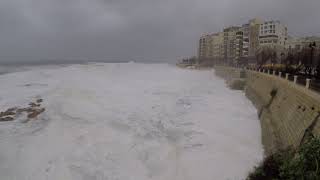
234, 19, 264, 64
198, 19, 291, 65
248, 18, 263, 57
198, 33, 224, 62
235, 19, 263, 63
224, 26, 241, 64
259, 20, 288, 48
198, 34, 210, 59
212, 32, 224, 61
241, 23, 249, 58
206, 35, 214, 59
257, 20, 288, 63
224, 20, 262, 64
235, 30, 244, 62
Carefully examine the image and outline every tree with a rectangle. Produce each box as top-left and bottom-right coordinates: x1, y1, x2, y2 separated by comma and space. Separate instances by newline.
298, 43, 317, 76
255, 46, 280, 68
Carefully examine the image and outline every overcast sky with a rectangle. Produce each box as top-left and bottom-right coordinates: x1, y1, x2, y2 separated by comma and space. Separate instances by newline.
0, 0, 319, 63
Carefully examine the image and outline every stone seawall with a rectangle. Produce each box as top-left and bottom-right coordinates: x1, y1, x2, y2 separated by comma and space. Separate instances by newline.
214, 66, 246, 90
215, 66, 320, 155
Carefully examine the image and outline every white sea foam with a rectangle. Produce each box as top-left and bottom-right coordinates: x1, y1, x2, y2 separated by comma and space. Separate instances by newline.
0, 63, 263, 180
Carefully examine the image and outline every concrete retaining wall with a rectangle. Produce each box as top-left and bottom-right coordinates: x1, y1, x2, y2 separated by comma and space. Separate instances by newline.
214, 66, 246, 90
214, 66, 244, 81
214, 66, 320, 155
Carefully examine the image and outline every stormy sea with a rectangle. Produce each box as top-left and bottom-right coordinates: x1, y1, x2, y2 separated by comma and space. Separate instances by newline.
0, 62, 263, 180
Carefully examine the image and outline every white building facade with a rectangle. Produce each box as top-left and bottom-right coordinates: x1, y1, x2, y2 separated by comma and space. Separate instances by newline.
259, 20, 288, 48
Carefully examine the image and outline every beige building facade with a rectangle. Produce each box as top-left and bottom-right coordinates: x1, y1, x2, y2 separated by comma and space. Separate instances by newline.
196, 18, 320, 65
223, 26, 241, 64
198, 18, 264, 65
235, 29, 244, 61
248, 18, 264, 57
224, 19, 263, 64
198, 34, 209, 59
198, 33, 224, 61
212, 32, 224, 60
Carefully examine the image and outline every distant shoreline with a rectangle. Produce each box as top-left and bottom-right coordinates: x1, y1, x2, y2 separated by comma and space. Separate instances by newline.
0, 61, 176, 75
0, 59, 176, 66
0, 60, 127, 66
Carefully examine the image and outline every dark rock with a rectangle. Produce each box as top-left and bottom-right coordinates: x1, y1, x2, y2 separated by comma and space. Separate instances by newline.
0, 111, 16, 117
27, 108, 45, 119
29, 102, 40, 107
17, 107, 33, 113
0, 116, 14, 122
7, 107, 18, 112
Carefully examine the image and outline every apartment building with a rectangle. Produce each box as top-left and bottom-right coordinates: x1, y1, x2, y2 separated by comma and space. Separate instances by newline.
235, 29, 244, 61
224, 26, 241, 64
248, 18, 263, 57
198, 18, 293, 65
206, 35, 214, 59
198, 33, 224, 61
241, 24, 250, 57
224, 19, 262, 64
212, 32, 224, 61
257, 20, 288, 63
234, 23, 251, 62
259, 20, 288, 48
198, 34, 210, 59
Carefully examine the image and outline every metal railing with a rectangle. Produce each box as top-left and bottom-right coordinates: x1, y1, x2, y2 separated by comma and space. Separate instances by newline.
245, 67, 320, 93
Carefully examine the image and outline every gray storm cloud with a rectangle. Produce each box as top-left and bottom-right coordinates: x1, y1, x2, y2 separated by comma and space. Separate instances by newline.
0, 0, 319, 63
